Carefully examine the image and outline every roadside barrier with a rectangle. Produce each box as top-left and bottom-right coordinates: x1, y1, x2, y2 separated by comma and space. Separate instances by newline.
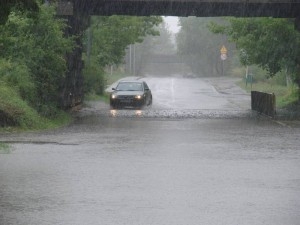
251, 91, 276, 117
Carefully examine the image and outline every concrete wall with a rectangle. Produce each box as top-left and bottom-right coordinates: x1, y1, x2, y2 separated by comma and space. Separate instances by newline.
80, 0, 300, 17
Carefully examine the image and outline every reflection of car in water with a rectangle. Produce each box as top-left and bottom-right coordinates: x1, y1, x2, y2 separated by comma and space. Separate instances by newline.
110, 80, 152, 109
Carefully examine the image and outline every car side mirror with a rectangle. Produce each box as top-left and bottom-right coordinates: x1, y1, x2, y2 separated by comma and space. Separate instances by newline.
112, 87, 116, 91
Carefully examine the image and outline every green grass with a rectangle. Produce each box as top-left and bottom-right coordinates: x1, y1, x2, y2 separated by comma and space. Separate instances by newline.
99, 94, 109, 103
85, 92, 109, 103
85, 71, 131, 101
85, 92, 103, 101
0, 110, 72, 133
40, 111, 73, 130
276, 88, 299, 108
84, 70, 129, 101
0, 142, 10, 154
0, 83, 72, 132
104, 71, 132, 86
237, 79, 299, 108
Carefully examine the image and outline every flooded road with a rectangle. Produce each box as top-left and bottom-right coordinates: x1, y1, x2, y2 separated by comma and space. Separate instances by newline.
1, 77, 300, 225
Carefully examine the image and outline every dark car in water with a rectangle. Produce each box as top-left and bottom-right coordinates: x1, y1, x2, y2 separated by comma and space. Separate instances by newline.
110, 80, 152, 109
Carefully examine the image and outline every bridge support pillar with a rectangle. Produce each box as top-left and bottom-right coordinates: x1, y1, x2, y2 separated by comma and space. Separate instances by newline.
295, 17, 300, 31
59, 10, 90, 109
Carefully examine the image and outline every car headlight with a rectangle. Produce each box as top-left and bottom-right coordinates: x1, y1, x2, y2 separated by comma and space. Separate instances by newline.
135, 95, 142, 99
111, 94, 117, 99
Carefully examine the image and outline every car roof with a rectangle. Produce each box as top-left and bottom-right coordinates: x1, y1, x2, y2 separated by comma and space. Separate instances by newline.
118, 80, 144, 83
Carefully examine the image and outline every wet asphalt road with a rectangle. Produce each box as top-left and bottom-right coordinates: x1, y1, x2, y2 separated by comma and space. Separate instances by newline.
0, 77, 300, 225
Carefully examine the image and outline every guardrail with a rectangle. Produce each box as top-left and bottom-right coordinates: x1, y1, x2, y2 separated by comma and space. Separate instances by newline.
251, 91, 276, 117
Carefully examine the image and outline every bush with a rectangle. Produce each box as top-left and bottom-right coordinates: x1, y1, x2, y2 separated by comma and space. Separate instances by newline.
0, 83, 41, 128
0, 5, 74, 117
0, 59, 35, 101
83, 63, 106, 95
0, 83, 72, 130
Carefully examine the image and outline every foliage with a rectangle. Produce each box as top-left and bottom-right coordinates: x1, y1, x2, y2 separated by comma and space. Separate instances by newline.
82, 59, 106, 95
0, 82, 43, 128
0, 4, 74, 117
142, 20, 176, 55
0, 0, 39, 24
0, 59, 35, 101
176, 17, 234, 76
237, 79, 298, 108
105, 70, 131, 87
277, 87, 299, 108
0, 80, 72, 131
0, 142, 10, 153
82, 15, 162, 95
209, 18, 300, 90
130, 20, 176, 75
86, 16, 162, 67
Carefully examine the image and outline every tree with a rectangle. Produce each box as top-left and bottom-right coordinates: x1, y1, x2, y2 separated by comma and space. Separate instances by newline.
0, 0, 39, 24
82, 15, 162, 94
176, 17, 233, 77
0, 3, 74, 116
143, 20, 176, 55
209, 17, 300, 97
86, 16, 162, 67
132, 20, 177, 75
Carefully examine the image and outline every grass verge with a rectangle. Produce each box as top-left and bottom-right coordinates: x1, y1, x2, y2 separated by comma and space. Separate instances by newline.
85, 92, 110, 103
104, 71, 130, 86
0, 142, 10, 154
0, 83, 72, 133
85, 71, 130, 102
237, 79, 299, 109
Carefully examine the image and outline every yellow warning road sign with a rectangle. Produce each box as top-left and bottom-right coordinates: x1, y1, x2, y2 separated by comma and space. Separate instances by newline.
220, 45, 227, 54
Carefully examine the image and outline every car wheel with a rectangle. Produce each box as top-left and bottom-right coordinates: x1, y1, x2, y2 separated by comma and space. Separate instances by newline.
148, 96, 152, 106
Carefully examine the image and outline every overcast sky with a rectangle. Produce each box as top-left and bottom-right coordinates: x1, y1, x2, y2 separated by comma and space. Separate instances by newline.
164, 16, 180, 34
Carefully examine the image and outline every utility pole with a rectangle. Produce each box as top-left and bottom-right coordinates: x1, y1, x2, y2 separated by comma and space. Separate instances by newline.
133, 44, 136, 76
129, 45, 132, 74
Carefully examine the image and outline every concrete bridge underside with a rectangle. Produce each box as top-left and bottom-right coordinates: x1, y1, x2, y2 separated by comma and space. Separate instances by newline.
59, 0, 300, 108
76, 0, 300, 18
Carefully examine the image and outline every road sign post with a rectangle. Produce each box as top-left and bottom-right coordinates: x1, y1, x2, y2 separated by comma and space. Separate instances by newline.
220, 45, 227, 76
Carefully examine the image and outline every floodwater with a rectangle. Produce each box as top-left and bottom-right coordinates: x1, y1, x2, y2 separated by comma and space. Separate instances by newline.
0, 77, 299, 225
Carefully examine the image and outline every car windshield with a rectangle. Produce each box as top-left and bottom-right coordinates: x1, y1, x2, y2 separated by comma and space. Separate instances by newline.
116, 82, 143, 91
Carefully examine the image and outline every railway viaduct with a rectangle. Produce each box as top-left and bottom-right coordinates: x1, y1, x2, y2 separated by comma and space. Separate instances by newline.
56, 0, 300, 108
